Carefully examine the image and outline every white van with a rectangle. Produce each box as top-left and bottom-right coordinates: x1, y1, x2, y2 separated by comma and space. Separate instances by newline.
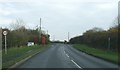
27, 42, 34, 46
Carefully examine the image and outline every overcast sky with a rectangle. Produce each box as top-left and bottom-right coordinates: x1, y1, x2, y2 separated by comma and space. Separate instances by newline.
0, 0, 119, 41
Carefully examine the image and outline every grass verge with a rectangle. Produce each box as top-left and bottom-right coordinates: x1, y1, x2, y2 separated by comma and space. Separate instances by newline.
2, 45, 50, 68
73, 44, 119, 64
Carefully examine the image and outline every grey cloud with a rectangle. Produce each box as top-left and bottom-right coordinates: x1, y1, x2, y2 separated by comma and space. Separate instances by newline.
0, 1, 118, 41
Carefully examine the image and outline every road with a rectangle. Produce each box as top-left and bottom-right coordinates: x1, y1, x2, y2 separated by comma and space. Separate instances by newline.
17, 43, 119, 69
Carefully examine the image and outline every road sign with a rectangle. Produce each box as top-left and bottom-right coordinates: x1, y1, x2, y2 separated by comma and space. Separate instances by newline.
3, 31, 8, 54
3, 31, 8, 36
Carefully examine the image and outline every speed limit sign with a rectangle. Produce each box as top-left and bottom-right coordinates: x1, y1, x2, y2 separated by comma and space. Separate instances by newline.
3, 30, 8, 54
3, 31, 8, 36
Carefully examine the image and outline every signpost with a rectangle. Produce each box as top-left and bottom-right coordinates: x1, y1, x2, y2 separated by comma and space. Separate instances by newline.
3, 31, 8, 54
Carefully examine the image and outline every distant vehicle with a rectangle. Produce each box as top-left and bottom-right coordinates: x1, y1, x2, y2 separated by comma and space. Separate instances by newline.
64, 40, 67, 44
27, 42, 34, 46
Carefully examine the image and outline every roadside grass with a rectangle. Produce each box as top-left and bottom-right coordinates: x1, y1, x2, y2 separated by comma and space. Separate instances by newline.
73, 44, 119, 64
2, 45, 50, 68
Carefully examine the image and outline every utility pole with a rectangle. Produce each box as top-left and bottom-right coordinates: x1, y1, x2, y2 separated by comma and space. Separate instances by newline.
68, 32, 69, 42
108, 37, 110, 51
39, 18, 42, 44
47, 30, 48, 35
53, 35, 55, 41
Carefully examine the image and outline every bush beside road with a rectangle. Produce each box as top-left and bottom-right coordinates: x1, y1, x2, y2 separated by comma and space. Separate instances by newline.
73, 44, 119, 64
2, 45, 49, 68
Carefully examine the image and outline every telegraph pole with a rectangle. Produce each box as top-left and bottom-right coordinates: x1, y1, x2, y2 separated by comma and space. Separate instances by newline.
108, 37, 110, 51
68, 32, 69, 42
47, 30, 48, 35
53, 35, 55, 41
40, 18, 42, 44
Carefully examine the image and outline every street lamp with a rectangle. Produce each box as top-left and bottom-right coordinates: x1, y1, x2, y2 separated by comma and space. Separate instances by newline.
3, 31, 8, 54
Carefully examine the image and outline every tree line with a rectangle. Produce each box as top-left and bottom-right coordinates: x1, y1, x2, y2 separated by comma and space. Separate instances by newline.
2, 18, 50, 48
69, 22, 119, 52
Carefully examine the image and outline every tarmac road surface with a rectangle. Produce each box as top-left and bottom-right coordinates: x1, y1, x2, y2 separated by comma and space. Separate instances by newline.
17, 43, 119, 69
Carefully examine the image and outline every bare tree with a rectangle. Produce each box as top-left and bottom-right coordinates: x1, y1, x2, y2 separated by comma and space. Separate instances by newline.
10, 18, 26, 30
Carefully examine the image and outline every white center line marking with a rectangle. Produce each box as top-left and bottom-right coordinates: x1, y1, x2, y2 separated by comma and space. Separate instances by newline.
71, 60, 82, 69
64, 50, 66, 54
66, 54, 69, 57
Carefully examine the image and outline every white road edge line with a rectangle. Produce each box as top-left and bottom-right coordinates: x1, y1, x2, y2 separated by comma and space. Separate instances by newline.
66, 54, 69, 57
71, 60, 82, 69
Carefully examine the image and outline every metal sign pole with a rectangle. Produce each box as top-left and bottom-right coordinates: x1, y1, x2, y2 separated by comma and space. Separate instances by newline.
5, 35, 7, 54
3, 31, 8, 54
